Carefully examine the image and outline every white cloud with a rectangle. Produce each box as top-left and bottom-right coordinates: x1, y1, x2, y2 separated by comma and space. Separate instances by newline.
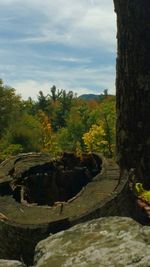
11, 63, 115, 99
1, 0, 116, 51
0, 0, 117, 98
12, 80, 50, 99
0, 0, 18, 4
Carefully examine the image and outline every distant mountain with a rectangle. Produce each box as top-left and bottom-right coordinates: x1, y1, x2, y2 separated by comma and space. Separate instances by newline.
78, 94, 100, 100
78, 93, 115, 101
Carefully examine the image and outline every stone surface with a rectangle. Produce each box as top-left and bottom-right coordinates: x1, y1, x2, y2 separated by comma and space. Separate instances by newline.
0, 259, 25, 267
34, 217, 150, 267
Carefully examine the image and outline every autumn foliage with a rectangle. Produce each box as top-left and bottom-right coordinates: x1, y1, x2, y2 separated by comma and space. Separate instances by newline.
0, 79, 116, 161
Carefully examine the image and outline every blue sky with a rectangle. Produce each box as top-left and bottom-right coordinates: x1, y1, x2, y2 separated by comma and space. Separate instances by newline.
0, 0, 117, 99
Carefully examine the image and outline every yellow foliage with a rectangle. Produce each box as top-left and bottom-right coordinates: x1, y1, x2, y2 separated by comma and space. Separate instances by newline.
134, 183, 150, 203
75, 141, 83, 158
38, 111, 60, 156
82, 123, 107, 153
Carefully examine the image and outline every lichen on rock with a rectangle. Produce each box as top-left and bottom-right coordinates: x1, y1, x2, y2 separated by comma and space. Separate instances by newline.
0, 259, 25, 267
33, 217, 150, 267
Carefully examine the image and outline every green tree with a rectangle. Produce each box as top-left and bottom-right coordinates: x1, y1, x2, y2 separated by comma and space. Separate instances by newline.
50, 85, 62, 102
100, 97, 116, 157
0, 80, 21, 137
21, 97, 36, 115
36, 90, 52, 115
0, 113, 42, 154
57, 109, 82, 151
51, 90, 75, 130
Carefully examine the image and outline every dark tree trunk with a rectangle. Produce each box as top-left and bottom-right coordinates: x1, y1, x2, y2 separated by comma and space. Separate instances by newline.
114, 0, 150, 187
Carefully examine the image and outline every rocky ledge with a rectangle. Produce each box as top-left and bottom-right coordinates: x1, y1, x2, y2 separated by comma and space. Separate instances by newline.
33, 216, 150, 267
1, 217, 150, 267
0, 260, 25, 267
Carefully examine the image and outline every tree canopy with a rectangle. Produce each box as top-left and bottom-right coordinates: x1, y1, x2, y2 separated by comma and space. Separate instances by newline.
0, 79, 116, 161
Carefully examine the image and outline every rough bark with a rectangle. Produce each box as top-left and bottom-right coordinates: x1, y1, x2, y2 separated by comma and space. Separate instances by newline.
114, 0, 150, 187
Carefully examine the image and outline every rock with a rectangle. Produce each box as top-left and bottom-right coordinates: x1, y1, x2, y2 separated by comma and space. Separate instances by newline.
0, 259, 25, 267
34, 217, 150, 267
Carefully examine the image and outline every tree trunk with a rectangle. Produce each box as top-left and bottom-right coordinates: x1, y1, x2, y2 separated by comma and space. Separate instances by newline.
114, 0, 150, 187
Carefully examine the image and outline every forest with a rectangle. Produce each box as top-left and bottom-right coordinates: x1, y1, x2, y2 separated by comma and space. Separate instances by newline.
0, 78, 116, 162
0, 0, 150, 266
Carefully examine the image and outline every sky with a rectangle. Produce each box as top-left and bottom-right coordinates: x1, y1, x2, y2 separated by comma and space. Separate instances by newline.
0, 0, 117, 99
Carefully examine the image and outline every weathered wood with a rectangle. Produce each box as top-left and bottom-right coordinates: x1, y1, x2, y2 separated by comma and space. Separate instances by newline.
0, 153, 102, 264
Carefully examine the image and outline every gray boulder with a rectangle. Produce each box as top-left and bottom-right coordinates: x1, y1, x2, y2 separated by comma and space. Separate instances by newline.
0, 260, 25, 267
34, 217, 150, 267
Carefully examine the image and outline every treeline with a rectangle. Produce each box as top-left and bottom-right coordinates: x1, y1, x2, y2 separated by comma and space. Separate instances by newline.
0, 79, 116, 161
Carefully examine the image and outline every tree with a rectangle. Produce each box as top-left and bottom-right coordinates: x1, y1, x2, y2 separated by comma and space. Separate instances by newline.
100, 98, 116, 157
38, 111, 61, 156
103, 89, 108, 97
82, 124, 107, 154
114, 1, 150, 187
36, 90, 51, 115
21, 97, 36, 115
51, 90, 74, 130
0, 80, 21, 137
50, 85, 62, 102
0, 113, 42, 153
57, 105, 89, 152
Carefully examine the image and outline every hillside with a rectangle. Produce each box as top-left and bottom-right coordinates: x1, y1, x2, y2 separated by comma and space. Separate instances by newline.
78, 94, 100, 100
